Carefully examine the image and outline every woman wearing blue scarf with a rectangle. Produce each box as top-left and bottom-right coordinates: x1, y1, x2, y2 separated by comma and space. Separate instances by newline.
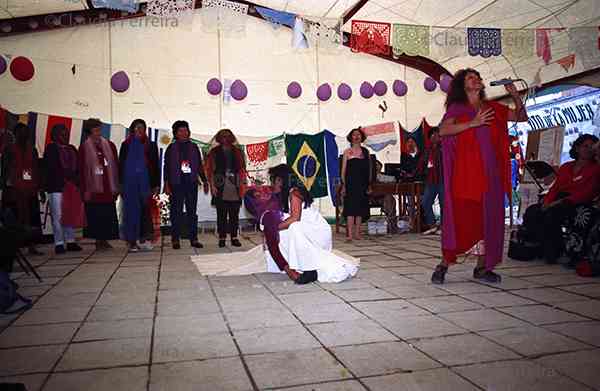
119, 119, 160, 252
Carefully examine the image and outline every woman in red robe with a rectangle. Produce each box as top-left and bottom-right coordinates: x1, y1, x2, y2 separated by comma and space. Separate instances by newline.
431, 69, 528, 284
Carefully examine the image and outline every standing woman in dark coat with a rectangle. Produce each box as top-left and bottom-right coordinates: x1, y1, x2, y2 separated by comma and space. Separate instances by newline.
205, 129, 247, 248
119, 119, 160, 252
79, 118, 120, 251
1, 123, 44, 255
340, 127, 372, 242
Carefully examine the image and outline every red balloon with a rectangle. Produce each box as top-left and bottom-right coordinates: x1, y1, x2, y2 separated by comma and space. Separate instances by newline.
10, 56, 34, 81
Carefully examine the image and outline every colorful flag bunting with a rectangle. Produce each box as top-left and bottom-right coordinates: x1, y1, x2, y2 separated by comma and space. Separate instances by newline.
351, 20, 391, 55
361, 122, 398, 152
467, 27, 502, 57
392, 24, 430, 57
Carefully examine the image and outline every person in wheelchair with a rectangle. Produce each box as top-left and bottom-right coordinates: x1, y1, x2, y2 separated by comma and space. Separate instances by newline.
526, 134, 600, 264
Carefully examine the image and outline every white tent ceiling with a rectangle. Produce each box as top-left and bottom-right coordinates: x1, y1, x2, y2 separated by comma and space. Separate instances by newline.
0, 0, 598, 139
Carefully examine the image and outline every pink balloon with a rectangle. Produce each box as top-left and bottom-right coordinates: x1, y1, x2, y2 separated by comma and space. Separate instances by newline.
317, 83, 332, 101
360, 82, 374, 99
111, 71, 129, 93
230, 79, 248, 100
287, 82, 302, 98
424, 77, 437, 92
373, 80, 387, 96
207, 78, 222, 95
392, 80, 407, 96
337, 83, 352, 100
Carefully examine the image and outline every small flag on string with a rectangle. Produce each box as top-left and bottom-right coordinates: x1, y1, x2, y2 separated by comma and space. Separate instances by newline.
91, 0, 138, 13
556, 54, 576, 72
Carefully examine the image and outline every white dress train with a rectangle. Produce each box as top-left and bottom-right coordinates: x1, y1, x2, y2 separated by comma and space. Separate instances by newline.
265, 205, 359, 283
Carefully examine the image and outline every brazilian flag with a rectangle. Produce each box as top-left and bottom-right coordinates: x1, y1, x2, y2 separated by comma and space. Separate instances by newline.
285, 130, 339, 202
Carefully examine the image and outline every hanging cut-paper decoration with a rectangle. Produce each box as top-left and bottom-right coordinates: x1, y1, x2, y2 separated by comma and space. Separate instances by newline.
10, 56, 34, 81
502, 29, 534, 59
569, 27, 600, 70
254, 6, 295, 29
91, 0, 138, 12
0, 55, 6, 75
373, 80, 387, 96
468, 28, 501, 57
337, 83, 352, 100
207, 78, 222, 95
244, 135, 286, 185
535, 28, 560, 65
147, 0, 194, 18
111, 71, 130, 93
361, 122, 398, 152
392, 80, 408, 97
316, 83, 332, 101
556, 54, 576, 72
303, 17, 343, 51
351, 20, 391, 55
360, 82, 374, 98
423, 77, 437, 92
392, 24, 430, 57
430, 27, 467, 61
292, 17, 309, 49
200, 0, 249, 35
287, 82, 302, 98
230, 79, 247, 100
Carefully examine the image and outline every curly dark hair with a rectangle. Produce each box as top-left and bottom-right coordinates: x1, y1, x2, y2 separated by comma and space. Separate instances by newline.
445, 68, 486, 109
129, 118, 147, 133
268, 164, 313, 213
214, 128, 238, 145
569, 133, 599, 160
346, 127, 366, 144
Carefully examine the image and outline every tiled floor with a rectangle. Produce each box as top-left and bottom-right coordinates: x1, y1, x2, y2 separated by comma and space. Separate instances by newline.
2, 231, 600, 391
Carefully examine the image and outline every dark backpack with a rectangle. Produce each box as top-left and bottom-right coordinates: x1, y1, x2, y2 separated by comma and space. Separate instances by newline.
0, 272, 32, 314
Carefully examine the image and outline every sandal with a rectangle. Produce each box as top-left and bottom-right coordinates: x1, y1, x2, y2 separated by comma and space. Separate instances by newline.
431, 264, 448, 284
473, 267, 502, 283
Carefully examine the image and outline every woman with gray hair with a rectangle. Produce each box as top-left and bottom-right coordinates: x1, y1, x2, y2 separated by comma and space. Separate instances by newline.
43, 123, 84, 254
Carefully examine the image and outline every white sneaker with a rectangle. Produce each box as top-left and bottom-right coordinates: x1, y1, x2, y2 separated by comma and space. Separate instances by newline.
138, 242, 154, 252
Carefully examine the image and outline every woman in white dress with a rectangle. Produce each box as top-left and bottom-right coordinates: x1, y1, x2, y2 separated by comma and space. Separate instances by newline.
262, 164, 359, 284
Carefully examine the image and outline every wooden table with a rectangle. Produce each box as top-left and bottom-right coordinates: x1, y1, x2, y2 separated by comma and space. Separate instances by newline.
335, 182, 425, 234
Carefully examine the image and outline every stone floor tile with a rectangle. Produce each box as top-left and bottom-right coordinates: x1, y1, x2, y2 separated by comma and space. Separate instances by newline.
245, 348, 351, 389
556, 300, 600, 320
380, 314, 468, 340
88, 303, 155, 321
154, 313, 227, 336
74, 318, 153, 341
13, 306, 90, 326
56, 337, 150, 370
156, 300, 220, 317
511, 288, 587, 304
0, 345, 65, 376
459, 292, 537, 308
235, 325, 321, 354
274, 380, 367, 391
278, 291, 344, 308
536, 349, 600, 390
332, 341, 440, 376
352, 300, 430, 320
498, 305, 588, 325
409, 296, 483, 314
521, 274, 594, 286
544, 321, 600, 347
308, 319, 397, 347
362, 368, 480, 391
318, 280, 375, 291
437, 282, 501, 295
481, 325, 591, 356
333, 288, 395, 302
293, 303, 367, 324
45, 366, 148, 391
225, 307, 300, 331
152, 332, 237, 363
0, 323, 78, 347
0, 374, 48, 391
440, 309, 530, 332
150, 357, 252, 391
477, 276, 541, 290
456, 359, 591, 391
559, 284, 600, 298
413, 334, 520, 366
382, 285, 449, 299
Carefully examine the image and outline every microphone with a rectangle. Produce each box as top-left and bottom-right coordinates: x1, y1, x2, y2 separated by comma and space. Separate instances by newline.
490, 78, 523, 87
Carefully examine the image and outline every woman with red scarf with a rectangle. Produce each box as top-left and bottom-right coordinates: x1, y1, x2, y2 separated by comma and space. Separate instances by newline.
1, 123, 44, 255
79, 118, 120, 251
44, 124, 84, 254
119, 119, 160, 252
431, 68, 528, 284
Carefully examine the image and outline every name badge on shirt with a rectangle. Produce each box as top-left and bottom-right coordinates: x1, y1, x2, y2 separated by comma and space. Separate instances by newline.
181, 160, 191, 174
22, 170, 32, 181
95, 166, 104, 176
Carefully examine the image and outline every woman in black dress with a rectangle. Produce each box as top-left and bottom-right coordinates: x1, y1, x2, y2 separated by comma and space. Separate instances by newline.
341, 127, 372, 241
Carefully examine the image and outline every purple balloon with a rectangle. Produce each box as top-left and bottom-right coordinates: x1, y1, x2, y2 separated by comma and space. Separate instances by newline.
0, 56, 6, 75
207, 78, 222, 95
424, 77, 437, 92
373, 80, 387, 96
360, 82, 374, 99
440, 74, 452, 93
230, 79, 248, 100
392, 80, 408, 97
337, 83, 352, 100
111, 71, 129, 93
317, 83, 332, 101
287, 82, 302, 98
